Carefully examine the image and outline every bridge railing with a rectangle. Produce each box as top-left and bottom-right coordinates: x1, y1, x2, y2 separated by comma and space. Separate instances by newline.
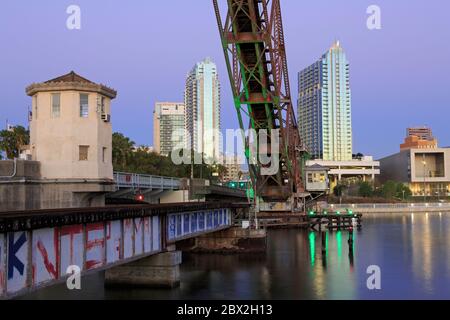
113, 172, 180, 190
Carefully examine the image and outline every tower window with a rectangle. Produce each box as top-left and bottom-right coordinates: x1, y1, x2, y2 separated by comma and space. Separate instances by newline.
79, 145, 89, 161
52, 93, 61, 118
80, 94, 89, 118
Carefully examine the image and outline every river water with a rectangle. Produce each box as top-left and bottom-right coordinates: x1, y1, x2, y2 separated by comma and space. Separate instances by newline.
23, 212, 450, 300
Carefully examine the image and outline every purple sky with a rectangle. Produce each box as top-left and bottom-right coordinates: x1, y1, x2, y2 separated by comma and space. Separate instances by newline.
1, 0, 449, 159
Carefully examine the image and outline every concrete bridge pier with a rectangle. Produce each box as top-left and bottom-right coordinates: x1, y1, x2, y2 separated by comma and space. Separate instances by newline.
105, 248, 182, 289
178, 227, 267, 254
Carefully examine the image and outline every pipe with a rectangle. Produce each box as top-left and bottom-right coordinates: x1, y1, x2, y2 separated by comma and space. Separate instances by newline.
0, 158, 18, 178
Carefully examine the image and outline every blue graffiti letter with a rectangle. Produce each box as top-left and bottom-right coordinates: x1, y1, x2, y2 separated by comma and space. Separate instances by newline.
8, 232, 26, 279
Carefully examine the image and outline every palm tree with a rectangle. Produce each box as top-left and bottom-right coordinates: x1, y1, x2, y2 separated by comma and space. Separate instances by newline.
112, 132, 135, 170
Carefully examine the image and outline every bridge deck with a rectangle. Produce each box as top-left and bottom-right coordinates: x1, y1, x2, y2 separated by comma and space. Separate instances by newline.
0, 202, 248, 299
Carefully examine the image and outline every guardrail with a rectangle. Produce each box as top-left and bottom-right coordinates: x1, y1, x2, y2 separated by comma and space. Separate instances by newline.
113, 172, 180, 190
329, 203, 450, 209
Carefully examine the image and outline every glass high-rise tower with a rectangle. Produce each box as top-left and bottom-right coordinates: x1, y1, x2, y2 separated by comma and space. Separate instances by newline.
185, 58, 221, 161
298, 41, 353, 161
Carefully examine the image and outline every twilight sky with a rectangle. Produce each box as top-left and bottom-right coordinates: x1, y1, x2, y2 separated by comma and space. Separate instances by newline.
0, 0, 449, 159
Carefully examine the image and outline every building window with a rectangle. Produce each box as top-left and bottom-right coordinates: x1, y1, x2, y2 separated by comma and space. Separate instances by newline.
102, 147, 107, 163
79, 145, 89, 161
80, 94, 89, 118
52, 93, 61, 118
34, 96, 38, 119
101, 97, 105, 114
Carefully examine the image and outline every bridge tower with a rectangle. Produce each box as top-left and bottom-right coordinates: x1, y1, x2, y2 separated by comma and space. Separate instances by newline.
213, 0, 308, 211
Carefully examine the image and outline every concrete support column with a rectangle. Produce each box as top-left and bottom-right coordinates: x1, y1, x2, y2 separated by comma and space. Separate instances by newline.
105, 251, 182, 288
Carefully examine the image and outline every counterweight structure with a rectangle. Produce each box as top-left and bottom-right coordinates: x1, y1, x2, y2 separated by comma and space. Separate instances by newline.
213, 0, 307, 207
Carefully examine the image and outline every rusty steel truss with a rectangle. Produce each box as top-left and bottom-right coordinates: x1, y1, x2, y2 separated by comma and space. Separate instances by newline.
213, 0, 307, 202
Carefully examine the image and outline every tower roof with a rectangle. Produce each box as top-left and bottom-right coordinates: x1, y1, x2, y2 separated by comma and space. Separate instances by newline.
331, 40, 341, 49
26, 71, 117, 99
44, 71, 95, 84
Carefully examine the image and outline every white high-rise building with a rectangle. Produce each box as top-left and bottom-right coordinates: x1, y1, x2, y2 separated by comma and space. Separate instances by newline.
298, 41, 353, 161
184, 58, 221, 162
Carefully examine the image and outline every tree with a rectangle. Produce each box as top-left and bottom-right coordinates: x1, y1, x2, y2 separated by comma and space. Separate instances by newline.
334, 184, 347, 197
358, 181, 374, 197
112, 132, 224, 180
396, 183, 412, 200
353, 153, 364, 160
0, 126, 30, 159
382, 180, 398, 199
380, 181, 412, 200
112, 132, 135, 170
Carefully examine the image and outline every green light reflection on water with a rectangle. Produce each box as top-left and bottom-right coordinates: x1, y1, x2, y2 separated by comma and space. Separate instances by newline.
336, 231, 342, 262
309, 232, 316, 267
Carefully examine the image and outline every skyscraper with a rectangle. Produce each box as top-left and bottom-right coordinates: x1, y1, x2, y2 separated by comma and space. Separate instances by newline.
153, 102, 185, 156
184, 58, 221, 161
298, 41, 353, 161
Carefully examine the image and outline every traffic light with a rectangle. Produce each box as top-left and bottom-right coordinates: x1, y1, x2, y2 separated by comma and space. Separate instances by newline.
135, 194, 144, 201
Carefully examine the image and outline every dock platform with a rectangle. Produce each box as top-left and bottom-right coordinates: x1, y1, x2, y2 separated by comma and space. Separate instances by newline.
257, 211, 363, 230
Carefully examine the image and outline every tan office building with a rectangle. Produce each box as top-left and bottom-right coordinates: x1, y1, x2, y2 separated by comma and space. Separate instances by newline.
153, 102, 185, 156
379, 148, 450, 197
221, 155, 243, 182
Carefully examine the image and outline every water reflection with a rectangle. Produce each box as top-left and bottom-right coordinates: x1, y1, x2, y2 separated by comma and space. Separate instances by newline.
22, 212, 450, 300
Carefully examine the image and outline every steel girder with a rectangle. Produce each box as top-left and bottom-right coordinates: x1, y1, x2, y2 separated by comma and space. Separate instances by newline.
213, 0, 306, 201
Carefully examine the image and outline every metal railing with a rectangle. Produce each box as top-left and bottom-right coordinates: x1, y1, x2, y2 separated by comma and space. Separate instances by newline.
113, 172, 180, 190
328, 203, 450, 210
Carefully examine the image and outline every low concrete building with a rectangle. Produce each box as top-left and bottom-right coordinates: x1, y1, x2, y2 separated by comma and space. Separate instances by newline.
379, 148, 450, 197
0, 71, 117, 212
305, 164, 329, 193
306, 156, 380, 191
